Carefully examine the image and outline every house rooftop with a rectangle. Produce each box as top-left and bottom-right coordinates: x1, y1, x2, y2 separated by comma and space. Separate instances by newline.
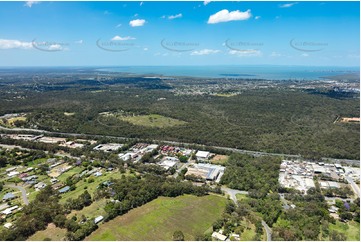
2, 193, 15, 201
196, 151, 210, 158
58, 186, 70, 193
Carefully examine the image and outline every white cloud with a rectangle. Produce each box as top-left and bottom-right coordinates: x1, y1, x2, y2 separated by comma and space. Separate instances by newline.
0, 39, 33, 49
270, 51, 282, 57
115, 23, 122, 28
279, 2, 298, 8
24, 1, 39, 8
190, 49, 220, 56
229, 49, 262, 57
111, 35, 135, 41
48, 44, 63, 51
207, 9, 252, 24
134, 13, 139, 17
168, 13, 182, 20
204, 1, 212, 5
143, 47, 148, 51
301, 53, 309, 57
75, 40, 83, 44
129, 19, 146, 27
255, 16, 261, 20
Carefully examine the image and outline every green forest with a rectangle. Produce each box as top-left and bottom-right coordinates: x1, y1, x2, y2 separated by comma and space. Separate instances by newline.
0, 74, 359, 160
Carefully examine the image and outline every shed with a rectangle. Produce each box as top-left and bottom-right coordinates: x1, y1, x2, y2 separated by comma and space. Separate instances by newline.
94, 171, 102, 177
3, 223, 12, 229
94, 215, 104, 224
212, 232, 227, 241
58, 186, 70, 193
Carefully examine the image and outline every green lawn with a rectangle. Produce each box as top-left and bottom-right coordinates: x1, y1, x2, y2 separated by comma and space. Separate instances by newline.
236, 193, 249, 201
86, 194, 227, 241
67, 198, 107, 220
121, 114, 187, 128
27, 158, 48, 167
57, 166, 85, 183
329, 220, 360, 241
240, 225, 256, 241
59, 171, 122, 204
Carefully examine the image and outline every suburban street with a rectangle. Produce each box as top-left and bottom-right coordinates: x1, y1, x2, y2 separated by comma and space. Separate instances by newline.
4, 184, 29, 205
345, 176, 360, 197
261, 220, 273, 241
221, 187, 248, 202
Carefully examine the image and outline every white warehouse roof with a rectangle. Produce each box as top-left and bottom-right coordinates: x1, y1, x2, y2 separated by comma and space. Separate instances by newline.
196, 151, 210, 159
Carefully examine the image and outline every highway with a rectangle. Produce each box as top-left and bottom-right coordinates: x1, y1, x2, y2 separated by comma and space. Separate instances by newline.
1, 126, 359, 166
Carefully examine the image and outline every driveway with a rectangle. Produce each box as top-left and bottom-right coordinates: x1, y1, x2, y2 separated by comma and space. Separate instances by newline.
4, 184, 29, 205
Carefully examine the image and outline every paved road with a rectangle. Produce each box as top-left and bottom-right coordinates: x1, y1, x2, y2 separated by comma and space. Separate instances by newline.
262, 220, 272, 241
4, 184, 29, 205
0, 144, 31, 151
345, 176, 360, 197
173, 163, 188, 178
221, 187, 248, 202
1, 125, 359, 166
221, 187, 272, 241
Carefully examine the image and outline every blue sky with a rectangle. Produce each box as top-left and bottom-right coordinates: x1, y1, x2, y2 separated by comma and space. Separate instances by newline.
0, 1, 359, 66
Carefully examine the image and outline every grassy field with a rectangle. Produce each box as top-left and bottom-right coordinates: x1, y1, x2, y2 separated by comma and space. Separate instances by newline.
56, 166, 84, 182
239, 219, 257, 241
236, 193, 249, 201
64, 112, 75, 116
27, 157, 48, 167
214, 93, 238, 97
0, 116, 27, 127
210, 155, 229, 165
27, 223, 67, 241
120, 114, 187, 128
86, 194, 227, 241
329, 220, 360, 241
67, 198, 107, 220
59, 170, 123, 204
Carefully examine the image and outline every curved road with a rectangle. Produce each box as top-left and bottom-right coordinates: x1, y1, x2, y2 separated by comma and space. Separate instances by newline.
4, 184, 29, 205
221, 187, 272, 241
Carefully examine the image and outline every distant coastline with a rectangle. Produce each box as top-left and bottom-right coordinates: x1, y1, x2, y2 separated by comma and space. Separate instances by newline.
96, 65, 360, 81
0, 65, 359, 81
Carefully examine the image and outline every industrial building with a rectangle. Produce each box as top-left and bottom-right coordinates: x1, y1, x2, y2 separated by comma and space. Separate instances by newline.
186, 163, 225, 182
195, 150, 210, 161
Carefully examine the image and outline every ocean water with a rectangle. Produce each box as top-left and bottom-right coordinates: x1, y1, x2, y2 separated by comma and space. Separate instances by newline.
97, 65, 360, 80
